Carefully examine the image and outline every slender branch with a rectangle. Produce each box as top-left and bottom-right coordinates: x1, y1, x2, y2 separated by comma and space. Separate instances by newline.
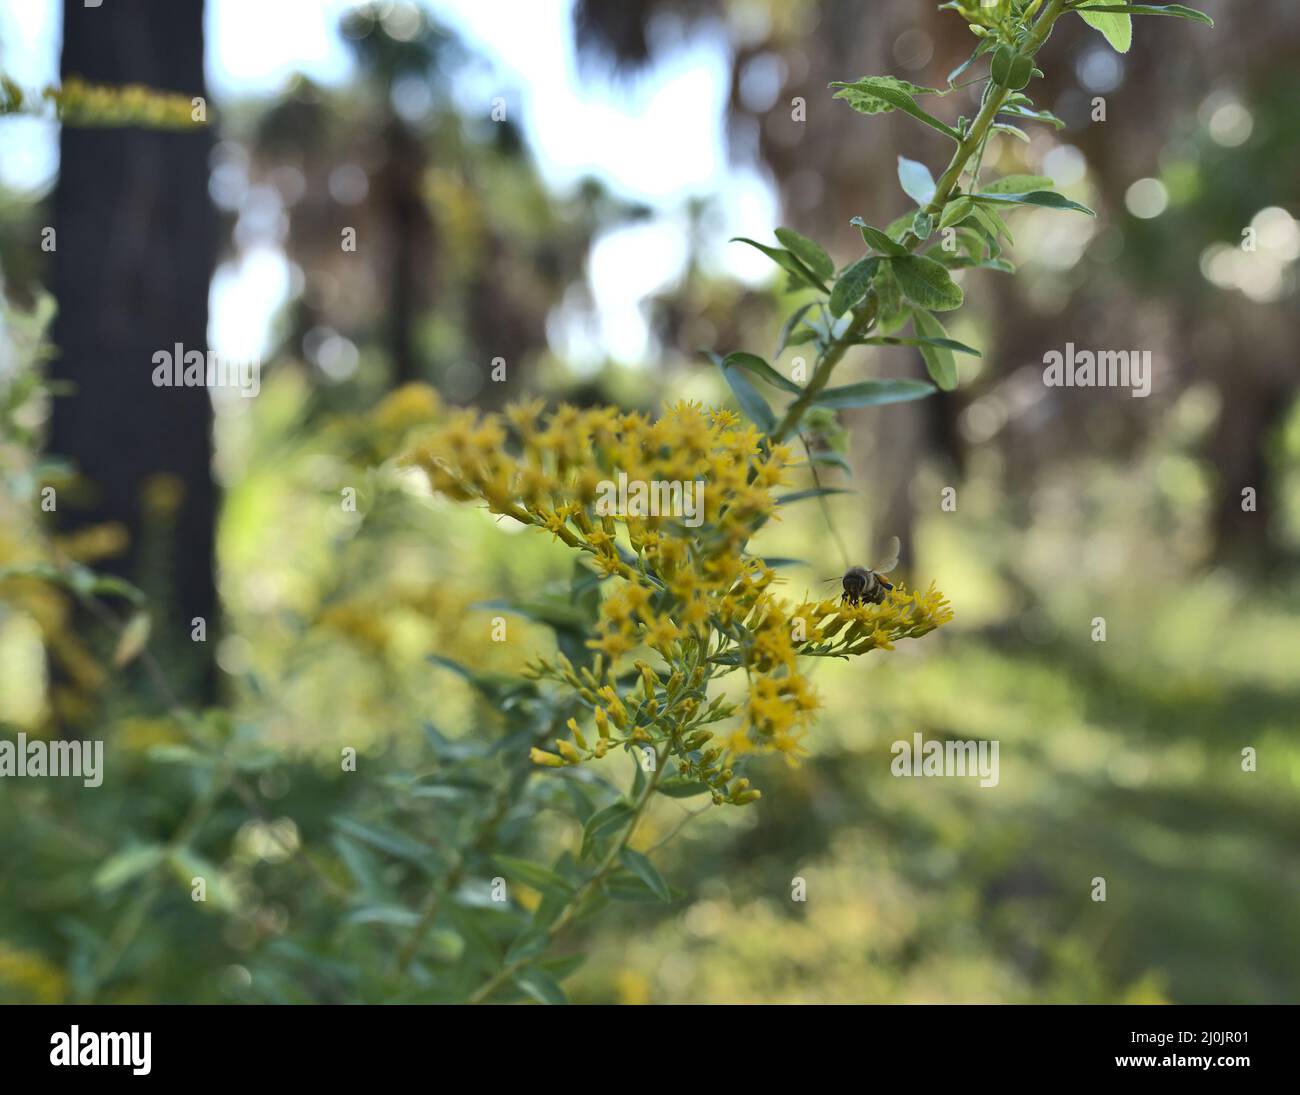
769, 0, 1069, 444
466, 743, 668, 1004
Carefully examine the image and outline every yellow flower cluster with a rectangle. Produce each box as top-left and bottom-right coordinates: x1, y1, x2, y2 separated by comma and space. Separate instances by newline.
3, 77, 207, 129
403, 399, 952, 805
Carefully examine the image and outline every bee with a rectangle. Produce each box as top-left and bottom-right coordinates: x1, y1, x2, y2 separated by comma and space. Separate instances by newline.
824, 536, 901, 606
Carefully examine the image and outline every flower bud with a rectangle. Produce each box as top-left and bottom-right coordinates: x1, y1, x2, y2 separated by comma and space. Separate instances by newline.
530, 747, 566, 768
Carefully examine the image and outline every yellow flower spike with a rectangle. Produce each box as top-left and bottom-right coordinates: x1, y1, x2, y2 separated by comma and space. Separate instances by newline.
530, 747, 567, 768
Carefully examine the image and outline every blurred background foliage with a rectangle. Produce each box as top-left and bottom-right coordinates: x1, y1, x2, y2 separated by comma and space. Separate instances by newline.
1, 0, 1298, 1003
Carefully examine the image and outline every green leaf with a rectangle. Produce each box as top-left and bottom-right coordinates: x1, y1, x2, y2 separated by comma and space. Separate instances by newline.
850, 217, 908, 257
982, 174, 1054, 195
1079, 9, 1132, 51
730, 237, 827, 291
939, 196, 977, 231
999, 104, 1065, 130
830, 76, 961, 141
93, 845, 165, 892
774, 302, 816, 357
708, 351, 777, 432
656, 777, 711, 798
808, 449, 852, 473
990, 45, 1034, 90
912, 310, 958, 391
332, 817, 439, 868
872, 262, 909, 334
1074, 4, 1212, 27
513, 967, 568, 1005
494, 855, 575, 896
812, 379, 936, 410
580, 800, 633, 859
828, 256, 879, 318
112, 611, 151, 668
618, 848, 672, 902
849, 335, 981, 357
947, 38, 994, 87
722, 351, 802, 395
345, 905, 423, 928
991, 122, 1031, 144
888, 255, 964, 312
970, 190, 1096, 216
896, 156, 936, 207
774, 228, 834, 282
776, 487, 857, 506
504, 927, 551, 965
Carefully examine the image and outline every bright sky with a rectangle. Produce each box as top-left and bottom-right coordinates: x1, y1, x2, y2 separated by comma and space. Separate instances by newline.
0, 0, 775, 366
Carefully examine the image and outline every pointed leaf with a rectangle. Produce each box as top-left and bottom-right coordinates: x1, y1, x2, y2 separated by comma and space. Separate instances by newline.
812, 379, 936, 409
851, 217, 908, 257
888, 255, 964, 312
722, 351, 802, 395
618, 848, 672, 902
830, 77, 961, 141
708, 351, 777, 432
912, 310, 958, 391
1078, 9, 1133, 51
970, 190, 1095, 216
774, 228, 834, 282
828, 256, 880, 318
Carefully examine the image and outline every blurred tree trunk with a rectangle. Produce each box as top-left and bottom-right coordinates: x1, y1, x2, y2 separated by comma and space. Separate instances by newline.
48, 0, 218, 703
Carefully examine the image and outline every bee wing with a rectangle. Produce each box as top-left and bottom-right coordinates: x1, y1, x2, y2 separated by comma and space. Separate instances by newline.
820, 577, 843, 585
873, 536, 901, 574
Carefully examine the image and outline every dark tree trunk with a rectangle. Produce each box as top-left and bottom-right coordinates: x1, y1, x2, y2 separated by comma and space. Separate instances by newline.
48, 0, 218, 703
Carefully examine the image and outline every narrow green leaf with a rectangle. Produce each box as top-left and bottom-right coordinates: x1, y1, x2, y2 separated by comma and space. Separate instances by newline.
828, 256, 880, 318
333, 817, 438, 867
939, 196, 977, 230
970, 190, 1096, 216
774, 228, 834, 282
729, 237, 827, 291
774, 302, 815, 357
991, 122, 1031, 143
982, 174, 1054, 195
93, 845, 165, 892
513, 967, 568, 1005
776, 487, 857, 506
656, 777, 711, 798
888, 255, 964, 312
1074, 3, 1211, 26
849, 335, 981, 357
812, 379, 936, 409
722, 351, 802, 395
851, 217, 908, 257
708, 351, 777, 432
493, 855, 575, 896
618, 848, 672, 902
504, 928, 551, 966
912, 310, 958, 391
999, 104, 1066, 129
830, 76, 961, 141
580, 800, 633, 859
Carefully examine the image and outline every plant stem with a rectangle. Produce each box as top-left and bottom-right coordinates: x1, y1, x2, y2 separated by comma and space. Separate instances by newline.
465, 743, 667, 1004
769, 0, 1068, 444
